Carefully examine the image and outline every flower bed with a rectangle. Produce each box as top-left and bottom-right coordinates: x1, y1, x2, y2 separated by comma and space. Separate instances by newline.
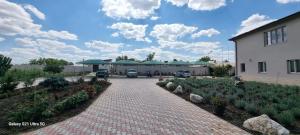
0, 77, 111, 134
157, 78, 300, 134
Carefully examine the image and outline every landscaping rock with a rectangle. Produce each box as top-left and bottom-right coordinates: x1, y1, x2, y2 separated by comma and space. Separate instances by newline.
243, 114, 290, 135
190, 93, 203, 103
173, 85, 183, 94
166, 82, 173, 89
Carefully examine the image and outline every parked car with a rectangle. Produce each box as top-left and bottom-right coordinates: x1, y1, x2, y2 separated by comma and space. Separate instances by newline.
127, 69, 138, 78
175, 70, 191, 78
96, 69, 109, 78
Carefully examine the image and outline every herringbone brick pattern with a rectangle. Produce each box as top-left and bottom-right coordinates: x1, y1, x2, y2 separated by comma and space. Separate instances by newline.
24, 79, 250, 135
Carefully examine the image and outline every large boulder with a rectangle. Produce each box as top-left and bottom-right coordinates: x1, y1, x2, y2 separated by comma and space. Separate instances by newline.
173, 85, 183, 94
190, 93, 203, 103
243, 114, 289, 135
166, 82, 173, 89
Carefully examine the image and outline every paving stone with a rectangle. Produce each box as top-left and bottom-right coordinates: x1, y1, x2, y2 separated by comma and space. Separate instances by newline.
24, 79, 250, 135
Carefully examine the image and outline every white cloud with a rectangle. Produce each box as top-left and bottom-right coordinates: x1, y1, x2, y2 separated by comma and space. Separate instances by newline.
0, 0, 77, 40
165, 0, 187, 6
276, 0, 300, 3
150, 16, 160, 20
158, 40, 220, 53
23, 4, 45, 20
85, 40, 123, 53
192, 28, 220, 38
150, 24, 197, 41
236, 13, 275, 36
109, 22, 151, 43
101, 0, 161, 19
166, 0, 226, 11
0, 37, 5, 42
2, 38, 97, 64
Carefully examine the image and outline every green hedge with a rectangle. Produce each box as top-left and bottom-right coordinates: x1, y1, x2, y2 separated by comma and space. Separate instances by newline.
53, 91, 89, 113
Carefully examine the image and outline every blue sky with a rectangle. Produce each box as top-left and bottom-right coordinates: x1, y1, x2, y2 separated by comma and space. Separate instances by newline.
0, 0, 299, 64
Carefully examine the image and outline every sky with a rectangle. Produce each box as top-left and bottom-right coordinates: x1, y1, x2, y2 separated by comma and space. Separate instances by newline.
0, 0, 299, 64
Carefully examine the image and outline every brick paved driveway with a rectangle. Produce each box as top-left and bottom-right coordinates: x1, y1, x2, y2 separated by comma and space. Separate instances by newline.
25, 79, 250, 135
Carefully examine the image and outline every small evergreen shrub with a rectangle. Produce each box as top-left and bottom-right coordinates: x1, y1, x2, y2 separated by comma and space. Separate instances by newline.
291, 108, 300, 118
261, 106, 277, 119
157, 81, 168, 87
276, 111, 296, 126
0, 74, 18, 93
89, 77, 97, 85
94, 85, 103, 94
169, 84, 178, 91
245, 103, 257, 115
77, 77, 84, 83
211, 96, 227, 116
226, 95, 236, 104
39, 77, 69, 91
53, 91, 88, 113
234, 100, 246, 110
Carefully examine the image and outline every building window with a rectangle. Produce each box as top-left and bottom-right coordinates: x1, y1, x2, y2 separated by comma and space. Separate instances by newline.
264, 26, 286, 46
282, 26, 287, 42
258, 62, 267, 73
241, 63, 246, 72
287, 59, 300, 73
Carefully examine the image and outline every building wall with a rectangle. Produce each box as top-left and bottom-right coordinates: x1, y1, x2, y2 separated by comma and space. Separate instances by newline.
12, 65, 92, 73
112, 64, 209, 76
236, 17, 300, 85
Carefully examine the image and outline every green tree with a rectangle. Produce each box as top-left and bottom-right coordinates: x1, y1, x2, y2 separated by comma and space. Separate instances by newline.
30, 58, 71, 65
199, 56, 211, 62
43, 64, 64, 74
0, 54, 12, 77
146, 52, 155, 61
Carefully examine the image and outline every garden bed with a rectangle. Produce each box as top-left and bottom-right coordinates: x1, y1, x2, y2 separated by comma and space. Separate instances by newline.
0, 77, 111, 134
157, 78, 300, 134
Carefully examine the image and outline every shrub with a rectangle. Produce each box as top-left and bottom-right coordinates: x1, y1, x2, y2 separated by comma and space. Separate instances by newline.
168, 83, 177, 91
245, 103, 257, 115
212, 65, 229, 77
234, 100, 246, 110
0, 54, 12, 77
94, 85, 103, 94
23, 76, 35, 88
291, 108, 300, 118
9, 95, 49, 122
80, 84, 96, 98
276, 111, 296, 126
77, 77, 84, 83
43, 64, 64, 73
97, 80, 111, 86
157, 81, 168, 87
89, 77, 97, 85
53, 91, 88, 113
226, 95, 236, 104
211, 96, 227, 116
41, 109, 54, 118
39, 77, 69, 91
0, 74, 18, 93
261, 106, 277, 119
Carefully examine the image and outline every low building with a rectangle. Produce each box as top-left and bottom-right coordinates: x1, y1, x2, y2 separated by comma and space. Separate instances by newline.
77, 59, 210, 76
230, 11, 300, 85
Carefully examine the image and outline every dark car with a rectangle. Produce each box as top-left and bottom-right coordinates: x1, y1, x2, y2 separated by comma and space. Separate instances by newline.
96, 69, 109, 78
174, 70, 191, 78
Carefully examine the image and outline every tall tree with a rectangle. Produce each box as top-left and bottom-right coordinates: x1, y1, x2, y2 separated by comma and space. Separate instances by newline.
29, 58, 71, 65
199, 56, 211, 62
0, 54, 12, 77
146, 52, 155, 61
